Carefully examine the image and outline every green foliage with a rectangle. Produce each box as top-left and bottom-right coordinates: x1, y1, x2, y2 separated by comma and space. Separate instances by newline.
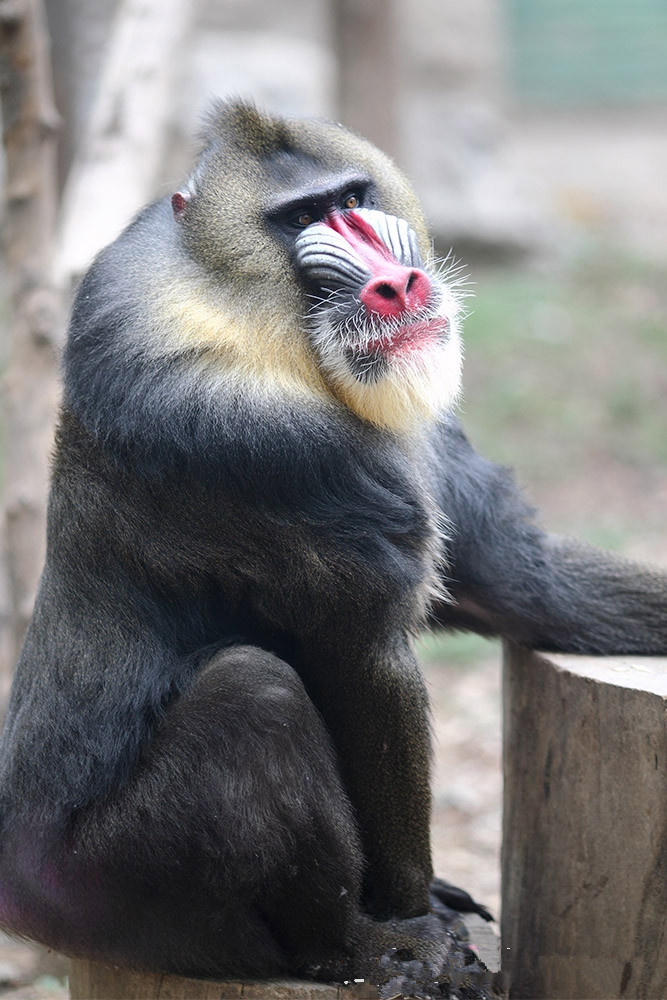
460, 251, 667, 525
507, 0, 667, 106
417, 630, 499, 668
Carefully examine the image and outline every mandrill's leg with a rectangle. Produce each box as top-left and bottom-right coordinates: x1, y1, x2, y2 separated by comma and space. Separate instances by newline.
14, 644, 486, 991
66, 645, 366, 978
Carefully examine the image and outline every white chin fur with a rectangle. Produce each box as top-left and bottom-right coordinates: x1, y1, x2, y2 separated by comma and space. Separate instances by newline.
311, 291, 464, 433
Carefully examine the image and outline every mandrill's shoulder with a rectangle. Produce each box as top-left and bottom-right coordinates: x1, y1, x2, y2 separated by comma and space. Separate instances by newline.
68, 198, 185, 321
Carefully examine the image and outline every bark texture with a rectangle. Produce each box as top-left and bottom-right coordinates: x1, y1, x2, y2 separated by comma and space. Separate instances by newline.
502, 642, 667, 1000
56, 0, 192, 289
0, 0, 61, 667
331, 0, 399, 160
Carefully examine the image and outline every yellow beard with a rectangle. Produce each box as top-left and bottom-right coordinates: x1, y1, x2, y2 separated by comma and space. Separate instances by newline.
149, 275, 461, 433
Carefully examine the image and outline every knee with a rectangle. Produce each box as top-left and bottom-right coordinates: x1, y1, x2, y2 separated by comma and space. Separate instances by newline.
196, 645, 312, 724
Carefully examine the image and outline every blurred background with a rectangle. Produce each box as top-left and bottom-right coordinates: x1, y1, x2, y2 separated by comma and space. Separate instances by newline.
1, 0, 666, 994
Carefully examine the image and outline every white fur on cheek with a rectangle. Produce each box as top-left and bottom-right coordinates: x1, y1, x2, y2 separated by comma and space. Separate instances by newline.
309, 277, 464, 432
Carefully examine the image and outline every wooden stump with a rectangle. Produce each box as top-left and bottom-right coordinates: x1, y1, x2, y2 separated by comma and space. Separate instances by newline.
68, 919, 501, 999
68, 961, 377, 999
502, 642, 667, 999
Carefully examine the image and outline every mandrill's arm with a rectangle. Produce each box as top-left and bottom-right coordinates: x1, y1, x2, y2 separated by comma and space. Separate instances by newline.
431, 416, 667, 656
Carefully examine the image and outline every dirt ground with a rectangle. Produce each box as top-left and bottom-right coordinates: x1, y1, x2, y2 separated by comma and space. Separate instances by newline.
429, 653, 503, 919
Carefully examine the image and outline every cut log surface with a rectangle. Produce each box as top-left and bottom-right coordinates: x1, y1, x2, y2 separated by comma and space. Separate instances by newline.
68, 962, 378, 1000
68, 921, 501, 999
502, 643, 667, 1000
69, 953, 502, 1000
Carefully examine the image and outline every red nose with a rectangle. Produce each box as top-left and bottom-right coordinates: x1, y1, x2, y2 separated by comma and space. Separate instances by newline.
324, 210, 432, 318
360, 267, 431, 318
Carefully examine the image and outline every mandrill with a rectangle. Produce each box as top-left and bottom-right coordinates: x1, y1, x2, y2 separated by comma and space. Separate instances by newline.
1, 99, 666, 1000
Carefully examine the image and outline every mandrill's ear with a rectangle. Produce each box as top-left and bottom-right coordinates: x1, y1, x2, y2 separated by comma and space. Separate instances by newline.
171, 191, 190, 223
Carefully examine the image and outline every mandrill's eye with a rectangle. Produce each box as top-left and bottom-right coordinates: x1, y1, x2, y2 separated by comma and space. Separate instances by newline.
280, 205, 323, 231
343, 193, 360, 210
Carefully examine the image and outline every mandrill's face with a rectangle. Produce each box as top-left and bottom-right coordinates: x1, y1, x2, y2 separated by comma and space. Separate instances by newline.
176, 101, 465, 433
291, 197, 464, 432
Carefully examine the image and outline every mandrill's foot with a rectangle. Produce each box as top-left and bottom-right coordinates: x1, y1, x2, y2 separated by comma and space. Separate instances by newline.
376, 931, 500, 1000
375, 878, 499, 999
308, 911, 501, 1000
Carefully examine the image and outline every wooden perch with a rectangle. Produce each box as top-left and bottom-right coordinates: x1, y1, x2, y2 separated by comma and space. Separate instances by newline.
68, 912, 502, 999
68, 963, 377, 999
502, 643, 667, 999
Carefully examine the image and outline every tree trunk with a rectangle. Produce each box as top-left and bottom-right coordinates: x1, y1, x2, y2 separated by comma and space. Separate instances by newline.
0, 0, 61, 669
44, 0, 122, 191
330, 0, 399, 161
56, 0, 193, 291
502, 642, 667, 999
